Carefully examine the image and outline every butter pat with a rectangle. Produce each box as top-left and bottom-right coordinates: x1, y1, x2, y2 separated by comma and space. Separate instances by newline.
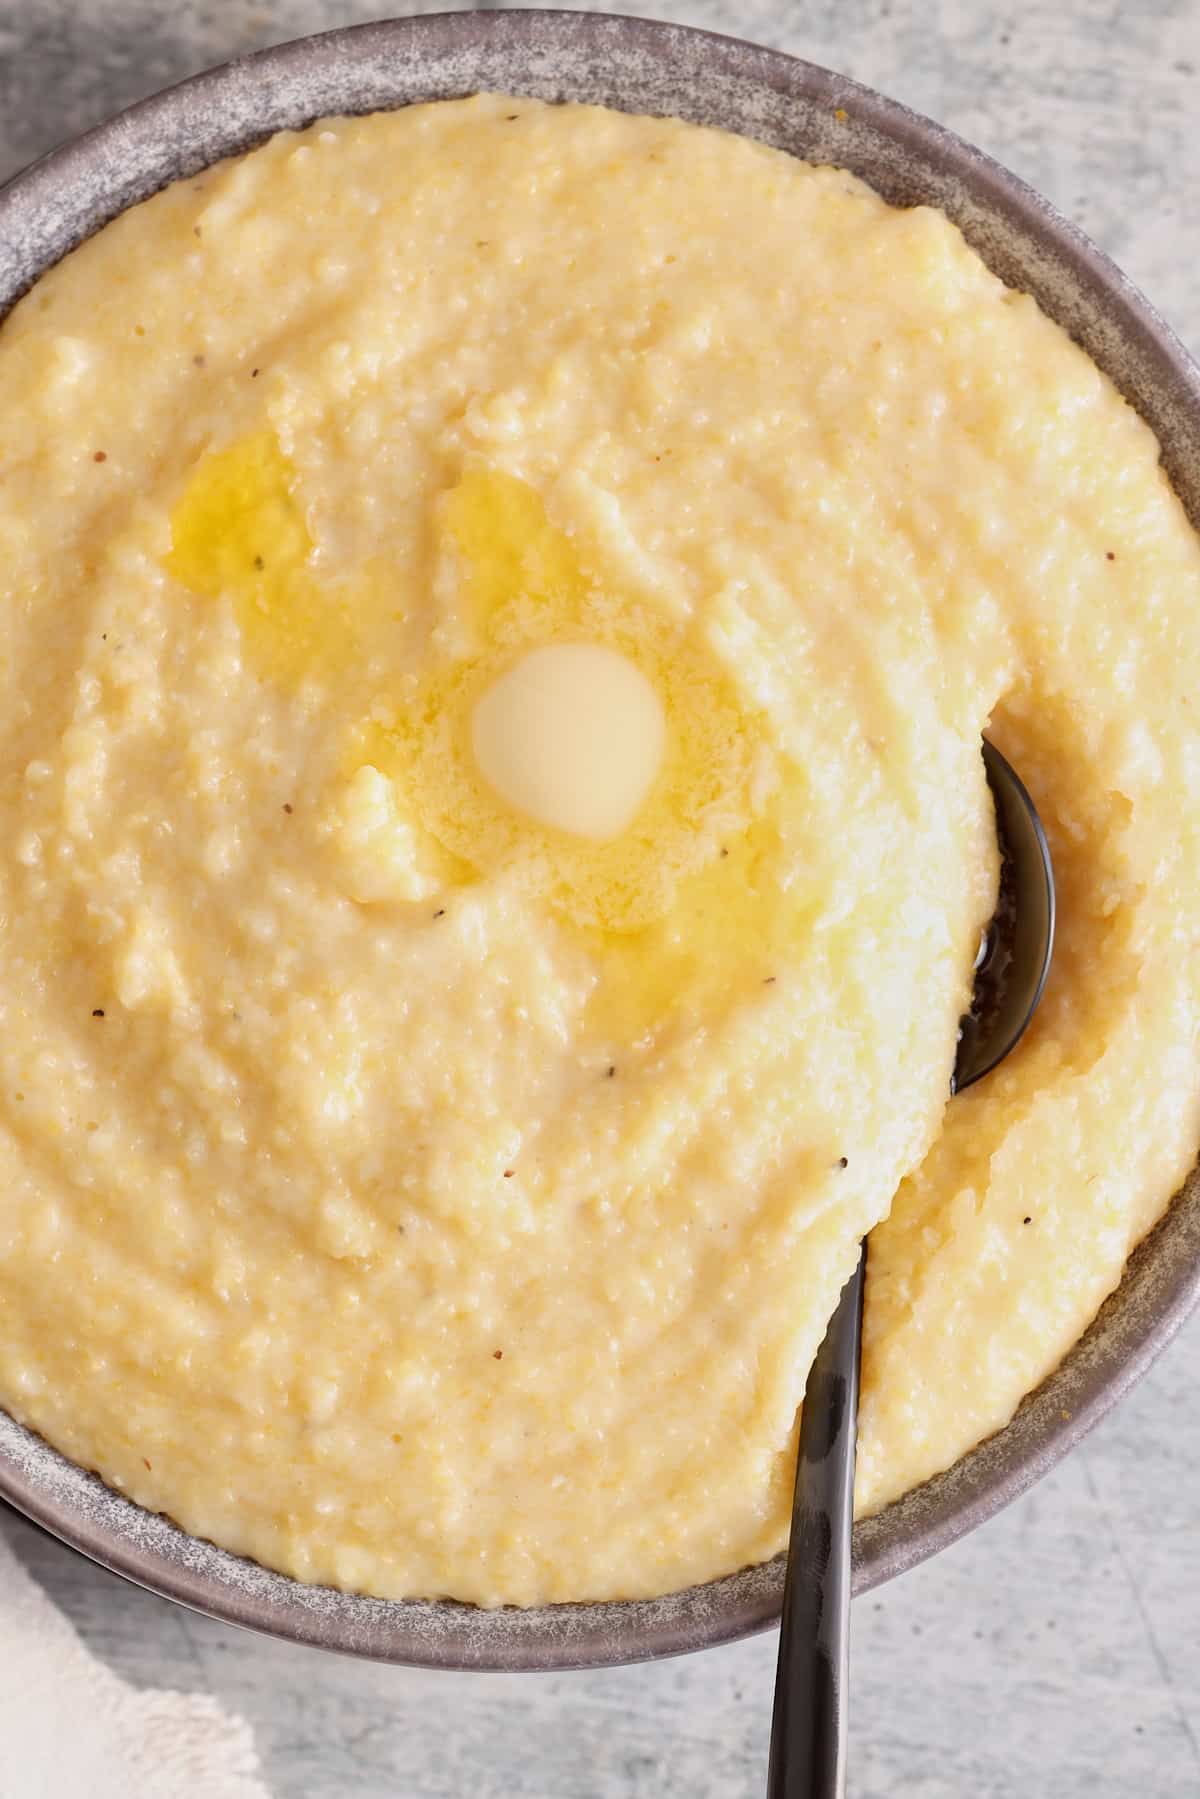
470, 642, 666, 841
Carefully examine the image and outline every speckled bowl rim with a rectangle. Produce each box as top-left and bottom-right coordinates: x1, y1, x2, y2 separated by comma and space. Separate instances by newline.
1, 8, 1198, 1671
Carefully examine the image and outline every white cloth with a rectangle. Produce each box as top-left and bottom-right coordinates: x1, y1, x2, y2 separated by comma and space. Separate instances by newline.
0, 1521, 270, 1798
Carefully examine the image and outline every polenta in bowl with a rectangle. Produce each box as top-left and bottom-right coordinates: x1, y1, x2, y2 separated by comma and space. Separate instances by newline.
1, 14, 1199, 1663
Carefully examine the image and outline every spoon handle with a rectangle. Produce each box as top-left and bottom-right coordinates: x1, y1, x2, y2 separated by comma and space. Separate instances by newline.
767, 1245, 865, 1799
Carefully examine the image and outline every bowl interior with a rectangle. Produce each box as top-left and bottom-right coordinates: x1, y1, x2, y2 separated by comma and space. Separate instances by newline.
1, 8, 1199, 1670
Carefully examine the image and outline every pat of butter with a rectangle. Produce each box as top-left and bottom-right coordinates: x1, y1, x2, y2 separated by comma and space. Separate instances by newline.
471, 643, 666, 841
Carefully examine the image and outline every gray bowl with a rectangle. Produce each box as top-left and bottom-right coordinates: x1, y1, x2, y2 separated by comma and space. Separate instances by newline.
2, 8, 1199, 1671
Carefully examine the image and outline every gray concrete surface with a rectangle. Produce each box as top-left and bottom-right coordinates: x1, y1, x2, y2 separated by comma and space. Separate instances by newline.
2, 1, 1199, 1793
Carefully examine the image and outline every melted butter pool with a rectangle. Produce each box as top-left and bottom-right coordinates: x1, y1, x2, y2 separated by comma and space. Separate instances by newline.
166, 442, 807, 1046
166, 431, 392, 687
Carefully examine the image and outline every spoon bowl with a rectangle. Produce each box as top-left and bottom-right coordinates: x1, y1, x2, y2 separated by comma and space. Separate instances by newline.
954, 742, 1056, 1094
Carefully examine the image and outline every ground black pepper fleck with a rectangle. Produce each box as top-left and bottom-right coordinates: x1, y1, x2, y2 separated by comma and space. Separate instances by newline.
282, 803, 293, 814
253, 555, 264, 570
494, 1349, 504, 1359
433, 908, 446, 919
92, 1009, 104, 1018
1024, 1215, 1032, 1224
838, 1156, 848, 1169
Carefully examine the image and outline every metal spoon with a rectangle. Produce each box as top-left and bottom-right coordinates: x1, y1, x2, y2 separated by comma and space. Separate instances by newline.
766, 739, 1056, 1799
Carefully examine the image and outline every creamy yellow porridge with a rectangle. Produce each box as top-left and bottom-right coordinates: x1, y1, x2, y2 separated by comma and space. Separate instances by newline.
1, 97, 1198, 1608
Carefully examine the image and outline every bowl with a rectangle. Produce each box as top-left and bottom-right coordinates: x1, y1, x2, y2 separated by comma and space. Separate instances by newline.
2, 7, 1199, 1671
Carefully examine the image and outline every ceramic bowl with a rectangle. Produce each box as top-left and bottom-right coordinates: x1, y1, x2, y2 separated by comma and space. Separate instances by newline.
2, 8, 1198, 1670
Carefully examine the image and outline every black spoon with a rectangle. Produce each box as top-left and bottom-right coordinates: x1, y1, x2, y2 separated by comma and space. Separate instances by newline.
767, 739, 1056, 1799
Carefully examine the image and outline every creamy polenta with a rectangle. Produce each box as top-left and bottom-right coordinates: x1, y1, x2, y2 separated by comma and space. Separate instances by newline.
1, 97, 1198, 1608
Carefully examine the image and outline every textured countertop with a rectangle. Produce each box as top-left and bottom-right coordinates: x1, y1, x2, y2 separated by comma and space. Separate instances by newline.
2, 2, 1199, 1794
